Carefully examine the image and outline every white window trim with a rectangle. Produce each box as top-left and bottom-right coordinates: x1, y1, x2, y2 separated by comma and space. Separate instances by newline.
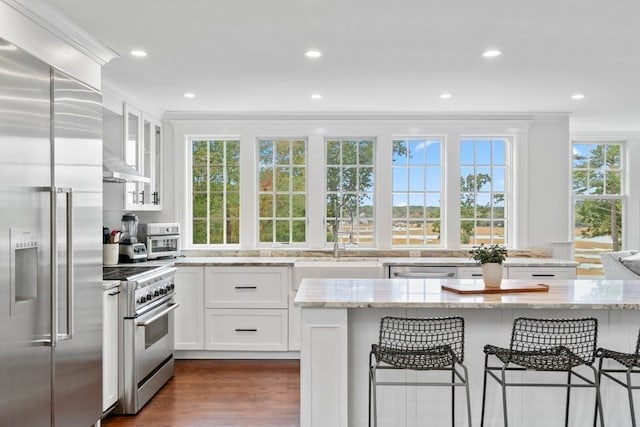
170, 116, 533, 252
390, 135, 445, 248
457, 135, 514, 247
323, 136, 377, 249
184, 134, 242, 249
255, 137, 309, 248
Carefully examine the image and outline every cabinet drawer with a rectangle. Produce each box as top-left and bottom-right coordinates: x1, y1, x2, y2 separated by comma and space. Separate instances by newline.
204, 267, 288, 309
508, 267, 576, 280
205, 309, 287, 351
457, 267, 483, 279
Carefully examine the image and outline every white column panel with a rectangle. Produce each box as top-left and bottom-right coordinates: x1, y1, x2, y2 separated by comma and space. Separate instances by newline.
300, 308, 348, 427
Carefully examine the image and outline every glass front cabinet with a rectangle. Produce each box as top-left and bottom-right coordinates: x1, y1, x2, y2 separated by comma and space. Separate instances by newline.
123, 103, 163, 211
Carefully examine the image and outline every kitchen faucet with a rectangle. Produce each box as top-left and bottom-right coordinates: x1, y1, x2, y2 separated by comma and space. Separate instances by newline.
332, 201, 355, 257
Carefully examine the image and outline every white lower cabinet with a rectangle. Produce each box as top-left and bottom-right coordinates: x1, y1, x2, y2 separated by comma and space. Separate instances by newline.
174, 265, 291, 355
174, 267, 205, 350
457, 267, 483, 279
102, 285, 119, 413
204, 266, 290, 352
508, 266, 576, 279
205, 308, 288, 351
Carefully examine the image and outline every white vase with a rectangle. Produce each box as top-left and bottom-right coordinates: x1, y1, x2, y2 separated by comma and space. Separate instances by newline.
482, 263, 503, 288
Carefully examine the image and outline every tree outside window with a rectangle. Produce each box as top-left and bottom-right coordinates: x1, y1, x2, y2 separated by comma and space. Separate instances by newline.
325, 139, 375, 246
459, 138, 508, 245
572, 143, 623, 276
392, 138, 442, 246
191, 139, 240, 245
258, 139, 307, 245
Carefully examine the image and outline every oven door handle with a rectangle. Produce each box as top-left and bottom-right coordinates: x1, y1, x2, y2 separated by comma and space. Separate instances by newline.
137, 303, 180, 327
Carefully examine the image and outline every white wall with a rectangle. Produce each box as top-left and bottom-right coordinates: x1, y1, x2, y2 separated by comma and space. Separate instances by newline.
161, 112, 573, 252
524, 117, 572, 251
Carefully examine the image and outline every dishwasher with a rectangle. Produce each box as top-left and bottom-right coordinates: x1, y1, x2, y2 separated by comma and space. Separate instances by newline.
387, 265, 458, 279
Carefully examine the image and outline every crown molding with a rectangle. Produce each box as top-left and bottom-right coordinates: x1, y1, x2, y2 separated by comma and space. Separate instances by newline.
1, 0, 118, 65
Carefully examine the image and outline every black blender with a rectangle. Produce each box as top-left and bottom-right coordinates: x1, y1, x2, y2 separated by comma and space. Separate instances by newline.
119, 213, 147, 262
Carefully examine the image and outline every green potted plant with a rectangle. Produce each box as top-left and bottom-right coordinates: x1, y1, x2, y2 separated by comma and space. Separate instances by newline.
469, 243, 508, 288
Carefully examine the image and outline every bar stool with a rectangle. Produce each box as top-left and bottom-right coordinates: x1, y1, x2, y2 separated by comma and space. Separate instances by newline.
480, 317, 604, 427
596, 328, 640, 426
369, 316, 471, 427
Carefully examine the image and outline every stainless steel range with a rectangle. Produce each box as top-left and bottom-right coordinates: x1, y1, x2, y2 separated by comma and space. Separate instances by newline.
103, 264, 178, 414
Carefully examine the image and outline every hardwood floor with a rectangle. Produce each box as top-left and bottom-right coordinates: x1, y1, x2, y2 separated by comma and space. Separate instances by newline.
102, 359, 300, 427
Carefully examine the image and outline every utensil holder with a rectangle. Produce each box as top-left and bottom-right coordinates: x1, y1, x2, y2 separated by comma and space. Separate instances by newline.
103, 244, 119, 265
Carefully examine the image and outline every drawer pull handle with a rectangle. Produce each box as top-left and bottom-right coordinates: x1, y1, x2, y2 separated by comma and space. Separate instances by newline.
108, 290, 121, 296
471, 274, 482, 277
234, 286, 258, 290
235, 328, 258, 332
532, 274, 556, 277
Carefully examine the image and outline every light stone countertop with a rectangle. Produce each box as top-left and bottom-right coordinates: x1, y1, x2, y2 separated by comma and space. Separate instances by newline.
102, 280, 120, 291
294, 278, 640, 309
174, 256, 299, 267
173, 256, 577, 268
379, 257, 579, 267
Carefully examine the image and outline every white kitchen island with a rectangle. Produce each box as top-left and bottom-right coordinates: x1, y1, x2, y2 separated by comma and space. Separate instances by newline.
295, 278, 640, 426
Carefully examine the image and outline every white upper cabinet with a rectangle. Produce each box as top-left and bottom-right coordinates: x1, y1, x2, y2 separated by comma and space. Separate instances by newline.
123, 103, 163, 210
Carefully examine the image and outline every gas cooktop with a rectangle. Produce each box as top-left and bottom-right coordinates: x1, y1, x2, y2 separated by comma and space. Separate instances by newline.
103, 265, 167, 281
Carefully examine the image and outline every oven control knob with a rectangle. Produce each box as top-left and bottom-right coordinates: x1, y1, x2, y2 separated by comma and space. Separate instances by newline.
159, 287, 167, 295
138, 296, 146, 304
154, 289, 160, 297
146, 293, 153, 301
165, 285, 172, 293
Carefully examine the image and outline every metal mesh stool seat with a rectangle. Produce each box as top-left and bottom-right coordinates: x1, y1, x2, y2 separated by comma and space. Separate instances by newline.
596, 328, 640, 426
369, 316, 471, 427
480, 317, 604, 427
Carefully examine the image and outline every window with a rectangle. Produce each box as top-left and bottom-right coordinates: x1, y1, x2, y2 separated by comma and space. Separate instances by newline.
190, 139, 240, 245
257, 139, 307, 245
459, 138, 508, 245
325, 139, 375, 246
572, 142, 624, 276
392, 138, 442, 246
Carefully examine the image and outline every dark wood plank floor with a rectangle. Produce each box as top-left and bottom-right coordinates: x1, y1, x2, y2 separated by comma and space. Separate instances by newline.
102, 359, 300, 427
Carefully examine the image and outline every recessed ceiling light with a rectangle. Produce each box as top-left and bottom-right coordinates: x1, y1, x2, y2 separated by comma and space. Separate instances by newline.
482, 49, 502, 58
184, 92, 196, 99
571, 93, 585, 100
130, 49, 147, 58
305, 50, 322, 59
440, 93, 452, 99
310, 93, 323, 99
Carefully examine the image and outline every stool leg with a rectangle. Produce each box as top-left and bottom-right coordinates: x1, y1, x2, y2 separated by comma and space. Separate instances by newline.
462, 364, 472, 427
591, 365, 605, 427
451, 366, 456, 427
564, 370, 572, 427
627, 369, 636, 427
593, 357, 604, 427
368, 365, 376, 427
500, 366, 509, 427
480, 354, 489, 427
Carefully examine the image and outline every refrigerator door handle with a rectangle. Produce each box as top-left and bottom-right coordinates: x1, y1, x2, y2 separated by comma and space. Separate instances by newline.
56, 187, 74, 341
50, 187, 58, 347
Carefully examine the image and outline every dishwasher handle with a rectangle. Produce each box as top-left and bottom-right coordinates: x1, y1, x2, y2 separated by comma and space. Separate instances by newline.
392, 271, 456, 278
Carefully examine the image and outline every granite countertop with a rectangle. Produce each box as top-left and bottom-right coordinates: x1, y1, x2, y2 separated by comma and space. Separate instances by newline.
378, 257, 579, 267
173, 256, 578, 268
102, 280, 120, 291
174, 256, 299, 267
294, 278, 639, 309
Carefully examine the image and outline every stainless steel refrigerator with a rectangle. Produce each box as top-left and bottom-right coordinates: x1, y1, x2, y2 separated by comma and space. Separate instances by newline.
0, 37, 103, 426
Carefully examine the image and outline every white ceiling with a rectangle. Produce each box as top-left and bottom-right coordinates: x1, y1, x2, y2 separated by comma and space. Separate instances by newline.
48, 0, 640, 131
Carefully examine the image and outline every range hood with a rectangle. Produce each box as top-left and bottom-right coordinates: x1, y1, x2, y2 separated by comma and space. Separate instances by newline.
103, 147, 150, 183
